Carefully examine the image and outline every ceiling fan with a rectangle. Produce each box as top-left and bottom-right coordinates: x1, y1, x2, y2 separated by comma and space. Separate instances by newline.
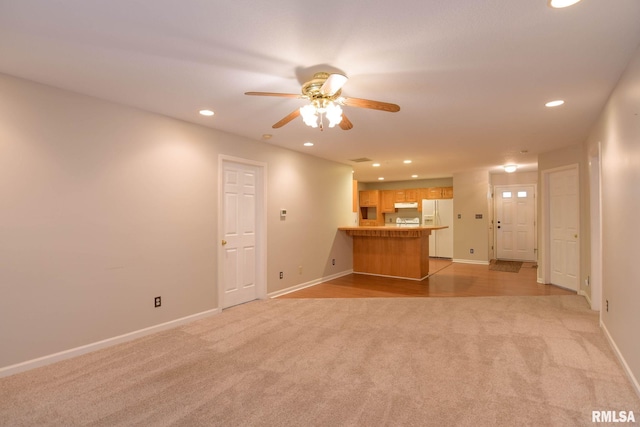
245, 72, 400, 131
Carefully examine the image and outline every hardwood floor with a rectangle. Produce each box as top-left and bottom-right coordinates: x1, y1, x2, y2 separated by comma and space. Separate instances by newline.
278, 258, 576, 298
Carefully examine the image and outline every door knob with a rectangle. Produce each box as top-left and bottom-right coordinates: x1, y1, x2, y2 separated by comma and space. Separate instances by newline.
222, 240, 227, 246
574, 234, 578, 239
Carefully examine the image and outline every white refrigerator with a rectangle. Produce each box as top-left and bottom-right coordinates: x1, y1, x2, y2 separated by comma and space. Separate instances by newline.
422, 199, 454, 258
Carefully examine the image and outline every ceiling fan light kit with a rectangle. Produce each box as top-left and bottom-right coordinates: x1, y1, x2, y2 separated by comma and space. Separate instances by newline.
548, 0, 582, 8
300, 99, 343, 129
245, 71, 400, 131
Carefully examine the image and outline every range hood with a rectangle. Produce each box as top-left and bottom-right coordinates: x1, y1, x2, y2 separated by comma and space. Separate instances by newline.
394, 202, 419, 209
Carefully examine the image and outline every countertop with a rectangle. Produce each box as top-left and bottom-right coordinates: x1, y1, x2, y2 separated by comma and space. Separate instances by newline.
338, 225, 448, 231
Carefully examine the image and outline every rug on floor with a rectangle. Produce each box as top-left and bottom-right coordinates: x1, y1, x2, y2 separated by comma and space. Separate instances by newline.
489, 260, 523, 273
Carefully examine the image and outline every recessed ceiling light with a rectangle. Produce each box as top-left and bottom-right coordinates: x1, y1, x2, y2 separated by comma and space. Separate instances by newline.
548, 0, 582, 8
403, 160, 412, 164
504, 165, 518, 173
303, 142, 314, 147
199, 109, 214, 116
411, 175, 418, 178
378, 177, 385, 180
372, 163, 381, 167
262, 134, 273, 140
545, 100, 565, 107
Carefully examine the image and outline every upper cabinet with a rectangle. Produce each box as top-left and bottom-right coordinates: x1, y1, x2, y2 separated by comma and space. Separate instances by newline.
381, 190, 396, 213
359, 190, 379, 207
358, 190, 384, 226
425, 187, 454, 199
394, 189, 418, 203
441, 187, 454, 199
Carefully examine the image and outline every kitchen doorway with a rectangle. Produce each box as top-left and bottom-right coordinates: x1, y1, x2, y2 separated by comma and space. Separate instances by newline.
218, 156, 267, 309
494, 185, 536, 261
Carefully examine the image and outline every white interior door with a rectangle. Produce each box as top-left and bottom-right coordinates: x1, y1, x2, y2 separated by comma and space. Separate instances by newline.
221, 161, 259, 308
495, 185, 536, 261
549, 168, 579, 291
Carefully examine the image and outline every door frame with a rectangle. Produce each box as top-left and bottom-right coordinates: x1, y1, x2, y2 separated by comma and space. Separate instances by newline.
493, 184, 537, 262
540, 163, 579, 286
218, 155, 268, 309
589, 144, 602, 311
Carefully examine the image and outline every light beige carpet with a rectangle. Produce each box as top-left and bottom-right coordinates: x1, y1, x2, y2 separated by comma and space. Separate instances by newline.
1, 296, 638, 426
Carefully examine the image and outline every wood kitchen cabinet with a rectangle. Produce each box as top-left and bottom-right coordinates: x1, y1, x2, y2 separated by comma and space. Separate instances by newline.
381, 190, 396, 213
394, 188, 419, 203
405, 188, 419, 202
358, 190, 384, 226
425, 187, 454, 199
359, 190, 379, 207
352, 180, 358, 212
441, 187, 454, 199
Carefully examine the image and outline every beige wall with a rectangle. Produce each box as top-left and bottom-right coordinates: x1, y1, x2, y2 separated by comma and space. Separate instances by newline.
490, 171, 537, 186
583, 45, 640, 389
0, 73, 353, 369
452, 170, 490, 263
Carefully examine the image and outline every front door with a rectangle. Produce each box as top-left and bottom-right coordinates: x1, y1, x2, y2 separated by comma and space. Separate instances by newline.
549, 167, 579, 291
495, 185, 536, 261
221, 161, 259, 308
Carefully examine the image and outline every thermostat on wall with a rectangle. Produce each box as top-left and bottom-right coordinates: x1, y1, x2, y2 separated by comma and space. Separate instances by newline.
280, 209, 287, 218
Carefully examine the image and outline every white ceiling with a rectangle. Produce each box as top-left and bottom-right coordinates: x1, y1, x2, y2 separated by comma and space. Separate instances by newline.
1, 1, 639, 182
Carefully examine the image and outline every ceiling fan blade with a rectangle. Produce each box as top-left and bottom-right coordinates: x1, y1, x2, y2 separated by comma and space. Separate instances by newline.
245, 92, 302, 98
320, 73, 348, 96
339, 113, 353, 130
342, 97, 400, 113
272, 109, 301, 128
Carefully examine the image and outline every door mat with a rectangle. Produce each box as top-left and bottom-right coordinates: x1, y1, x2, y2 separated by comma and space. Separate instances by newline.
489, 260, 523, 273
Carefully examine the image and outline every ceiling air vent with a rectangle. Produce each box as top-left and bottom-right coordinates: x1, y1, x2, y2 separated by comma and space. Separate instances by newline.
349, 157, 373, 163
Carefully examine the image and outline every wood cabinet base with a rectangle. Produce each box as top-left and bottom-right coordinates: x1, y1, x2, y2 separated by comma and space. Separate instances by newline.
339, 227, 444, 281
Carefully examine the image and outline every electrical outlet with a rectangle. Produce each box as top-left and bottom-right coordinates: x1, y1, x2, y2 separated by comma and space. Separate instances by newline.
470, 249, 474, 254
332, 258, 336, 266
298, 265, 302, 274
154, 296, 161, 308
606, 299, 609, 312
279, 271, 283, 279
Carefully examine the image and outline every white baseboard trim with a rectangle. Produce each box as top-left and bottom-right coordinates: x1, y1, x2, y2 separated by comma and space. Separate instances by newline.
578, 289, 594, 310
268, 270, 353, 298
351, 271, 428, 281
452, 259, 490, 265
0, 307, 220, 379
601, 322, 640, 399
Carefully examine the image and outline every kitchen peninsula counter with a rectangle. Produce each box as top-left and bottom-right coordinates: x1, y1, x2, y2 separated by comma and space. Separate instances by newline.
339, 226, 448, 280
